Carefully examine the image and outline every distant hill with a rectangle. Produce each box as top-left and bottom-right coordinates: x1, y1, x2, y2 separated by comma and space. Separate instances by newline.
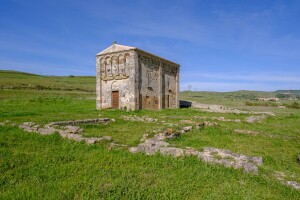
0, 70, 42, 77
1, 70, 299, 98
275, 90, 300, 94
0, 70, 96, 92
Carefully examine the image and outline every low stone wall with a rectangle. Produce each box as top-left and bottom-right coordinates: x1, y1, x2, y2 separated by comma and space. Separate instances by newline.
19, 118, 112, 144
48, 118, 110, 126
130, 126, 263, 174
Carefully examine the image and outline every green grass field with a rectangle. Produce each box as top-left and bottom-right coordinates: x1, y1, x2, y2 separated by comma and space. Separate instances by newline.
1, 70, 300, 199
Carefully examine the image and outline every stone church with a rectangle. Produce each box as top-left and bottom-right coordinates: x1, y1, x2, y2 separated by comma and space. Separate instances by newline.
96, 43, 180, 110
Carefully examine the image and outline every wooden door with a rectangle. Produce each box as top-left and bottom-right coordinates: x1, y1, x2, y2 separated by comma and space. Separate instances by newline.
112, 91, 119, 109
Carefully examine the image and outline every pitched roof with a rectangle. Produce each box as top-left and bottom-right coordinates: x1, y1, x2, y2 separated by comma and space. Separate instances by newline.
96, 43, 136, 55
96, 43, 180, 66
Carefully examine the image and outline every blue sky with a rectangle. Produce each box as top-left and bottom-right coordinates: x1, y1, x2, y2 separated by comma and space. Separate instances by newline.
0, 0, 300, 91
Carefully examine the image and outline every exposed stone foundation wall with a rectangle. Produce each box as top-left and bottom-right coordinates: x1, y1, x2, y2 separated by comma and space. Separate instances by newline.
48, 118, 110, 126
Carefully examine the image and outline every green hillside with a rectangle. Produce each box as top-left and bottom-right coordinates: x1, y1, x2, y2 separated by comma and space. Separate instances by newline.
0, 70, 300, 199
0, 70, 95, 92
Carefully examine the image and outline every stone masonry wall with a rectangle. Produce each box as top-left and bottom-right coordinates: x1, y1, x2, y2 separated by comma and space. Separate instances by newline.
136, 51, 179, 110
96, 48, 179, 110
96, 50, 136, 110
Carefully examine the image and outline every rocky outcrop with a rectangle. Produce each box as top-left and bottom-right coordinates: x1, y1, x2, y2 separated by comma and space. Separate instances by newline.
129, 128, 262, 174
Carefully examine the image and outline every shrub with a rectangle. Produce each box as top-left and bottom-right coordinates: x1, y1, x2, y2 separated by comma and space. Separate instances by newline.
285, 102, 300, 109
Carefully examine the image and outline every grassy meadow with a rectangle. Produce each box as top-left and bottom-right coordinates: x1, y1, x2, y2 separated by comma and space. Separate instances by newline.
0, 70, 300, 199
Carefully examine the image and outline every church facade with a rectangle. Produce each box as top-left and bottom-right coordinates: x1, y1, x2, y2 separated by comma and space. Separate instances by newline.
96, 43, 180, 110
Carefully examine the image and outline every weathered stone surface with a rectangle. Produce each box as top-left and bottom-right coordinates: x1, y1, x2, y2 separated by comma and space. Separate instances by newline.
160, 147, 185, 157
19, 120, 113, 145
129, 129, 262, 174
287, 181, 300, 190
182, 126, 192, 132
129, 147, 139, 153
38, 127, 57, 135
197, 147, 262, 174
19, 122, 39, 133
64, 125, 83, 134
85, 138, 102, 144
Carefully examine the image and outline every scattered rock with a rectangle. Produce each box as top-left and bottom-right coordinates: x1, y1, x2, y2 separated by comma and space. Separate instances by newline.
297, 154, 300, 163
195, 123, 205, 130
287, 181, 300, 190
129, 147, 139, 153
85, 138, 102, 144
234, 129, 260, 135
182, 126, 192, 132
